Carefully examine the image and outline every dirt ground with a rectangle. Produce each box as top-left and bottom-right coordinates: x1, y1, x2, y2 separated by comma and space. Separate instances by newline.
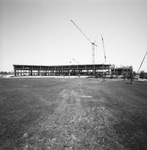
0, 78, 147, 150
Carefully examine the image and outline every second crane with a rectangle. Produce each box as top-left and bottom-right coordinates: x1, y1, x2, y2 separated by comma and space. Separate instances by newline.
71, 20, 97, 64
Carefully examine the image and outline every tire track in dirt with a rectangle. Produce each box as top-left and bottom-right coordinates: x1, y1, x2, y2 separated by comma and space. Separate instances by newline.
22, 79, 124, 150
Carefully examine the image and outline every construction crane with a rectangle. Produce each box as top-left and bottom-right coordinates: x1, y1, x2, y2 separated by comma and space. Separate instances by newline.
72, 58, 79, 64
71, 20, 97, 64
137, 51, 147, 74
69, 58, 79, 65
68, 56, 80, 65
101, 34, 106, 64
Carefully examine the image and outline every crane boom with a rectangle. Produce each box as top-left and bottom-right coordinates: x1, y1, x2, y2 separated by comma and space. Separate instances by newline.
71, 20, 92, 44
137, 51, 147, 73
71, 20, 97, 64
101, 34, 106, 64
72, 58, 79, 64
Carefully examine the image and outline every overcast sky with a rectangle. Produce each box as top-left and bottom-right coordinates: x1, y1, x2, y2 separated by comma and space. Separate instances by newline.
1, 0, 147, 72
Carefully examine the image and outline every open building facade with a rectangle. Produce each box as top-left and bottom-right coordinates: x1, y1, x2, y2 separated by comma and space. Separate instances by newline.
13, 64, 111, 77
13, 64, 133, 77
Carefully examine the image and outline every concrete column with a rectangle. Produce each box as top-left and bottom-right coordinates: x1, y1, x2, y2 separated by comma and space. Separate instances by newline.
15, 69, 16, 76
47, 67, 49, 76
31, 66, 33, 76
69, 66, 70, 76
39, 66, 41, 76
55, 66, 56, 76
85, 65, 87, 76
23, 66, 24, 76
62, 66, 63, 76
93, 65, 95, 76
14, 66, 16, 76
77, 65, 78, 76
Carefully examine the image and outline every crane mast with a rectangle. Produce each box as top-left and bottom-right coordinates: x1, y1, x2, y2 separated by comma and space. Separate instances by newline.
101, 34, 106, 64
71, 20, 97, 64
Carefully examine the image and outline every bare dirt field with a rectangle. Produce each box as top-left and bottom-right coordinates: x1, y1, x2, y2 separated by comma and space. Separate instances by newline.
0, 78, 147, 150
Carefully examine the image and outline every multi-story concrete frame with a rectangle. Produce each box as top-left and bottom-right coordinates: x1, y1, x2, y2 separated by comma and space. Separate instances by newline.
13, 64, 111, 76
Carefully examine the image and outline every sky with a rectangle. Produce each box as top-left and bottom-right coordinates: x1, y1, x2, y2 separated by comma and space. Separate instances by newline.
0, 0, 147, 72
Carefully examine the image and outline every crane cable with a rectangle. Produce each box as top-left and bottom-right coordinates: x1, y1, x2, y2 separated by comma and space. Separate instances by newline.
137, 51, 147, 74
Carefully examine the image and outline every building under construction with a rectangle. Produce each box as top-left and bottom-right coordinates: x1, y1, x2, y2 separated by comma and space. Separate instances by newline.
13, 64, 111, 77
111, 66, 133, 76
